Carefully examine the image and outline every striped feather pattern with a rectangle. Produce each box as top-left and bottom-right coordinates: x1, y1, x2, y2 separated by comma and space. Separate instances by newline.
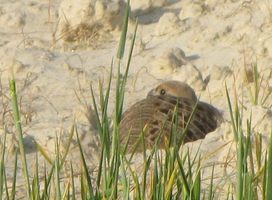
119, 81, 222, 153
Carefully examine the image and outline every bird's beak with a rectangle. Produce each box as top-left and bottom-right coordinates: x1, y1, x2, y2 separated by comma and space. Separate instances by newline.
147, 89, 156, 97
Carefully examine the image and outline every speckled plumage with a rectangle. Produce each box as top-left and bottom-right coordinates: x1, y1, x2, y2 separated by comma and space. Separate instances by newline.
119, 81, 222, 152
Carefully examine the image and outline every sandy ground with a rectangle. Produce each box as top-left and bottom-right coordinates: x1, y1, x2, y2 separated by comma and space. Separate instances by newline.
0, 0, 272, 198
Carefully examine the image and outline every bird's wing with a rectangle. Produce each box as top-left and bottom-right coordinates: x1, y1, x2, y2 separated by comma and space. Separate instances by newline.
119, 98, 162, 151
119, 96, 222, 152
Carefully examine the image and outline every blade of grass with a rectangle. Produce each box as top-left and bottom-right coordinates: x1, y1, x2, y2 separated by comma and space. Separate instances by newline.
75, 127, 94, 197
255, 133, 262, 170
116, 20, 138, 123
61, 182, 70, 200
38, 125, 76, 197
41, 161, 54, 199
70, 162, 76, 200
178, 97, 200, 148
36, 142, 53, 165
9, 78, 31, 198
124, 156, 141, 199
225, 83, 238, 141
3, 167, 9, 200
95, 144, 104, 194
60, 125, 75, 167
42, 162, 49, 199
0, 127, 6, 199
32, 152, 41, 199
11, 150, 18, 200
265, 130, 272, 200
192, 158, 201, 200
116, 0, 130, 60
80, 168, 86, 200
262, 152, 267, 200
165, 162, 178, 199
115, 0, 134, 123
177, 154, 190, 196
236, 113, 244, 200
208, 164, 215, 200
120, 158, 129, 200
90, 60, 113, 160
55, 136, 61, 200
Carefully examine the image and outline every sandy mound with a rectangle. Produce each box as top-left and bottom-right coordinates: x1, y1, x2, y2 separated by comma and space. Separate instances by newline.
57, 0, 124, 49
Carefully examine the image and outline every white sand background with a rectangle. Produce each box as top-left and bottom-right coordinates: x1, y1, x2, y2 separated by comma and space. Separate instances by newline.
0, 0, 272, 198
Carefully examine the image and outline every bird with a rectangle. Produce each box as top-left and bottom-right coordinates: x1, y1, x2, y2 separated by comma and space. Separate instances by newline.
119, 80, 222, 153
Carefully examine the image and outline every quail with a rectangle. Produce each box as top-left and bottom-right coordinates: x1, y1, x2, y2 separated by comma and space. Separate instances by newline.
119, 81, 222, 152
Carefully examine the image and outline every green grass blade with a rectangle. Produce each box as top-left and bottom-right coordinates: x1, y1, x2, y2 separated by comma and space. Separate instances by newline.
41, 162, 54, 199
116, 21, 138, 123
3, 167, 9, 200
90, 84, 102, 135
262, 152, 267, 200
236, 124, 244, 200
124, 157, 141, 199
80, 169, 86, 200
193, 159, 201, 200
165, 164, 177, 199
70, 162, 76, 200
177, 154, 190, 196
55, 137, 61, 200
0, 128, 6, 199
32, 152, 41, 199
265, 131, 272, 200
178, 98, 200, 148
116, 0, 130, 59
102, 62, 113, 158
120, 158, 129, 200
60, 125, 75, 168
255, 133, 262, 170
95, 146, 104, 194
225, 84, 238, 141
124, 20, 138, 80
75, 127, 94, 197
11, 150, 18, 200
208, 164, 215, 200
42, 162, 49, 199
9, 78, 31, 198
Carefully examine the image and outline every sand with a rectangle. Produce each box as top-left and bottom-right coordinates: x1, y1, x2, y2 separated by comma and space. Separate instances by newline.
0, 0, 272, 198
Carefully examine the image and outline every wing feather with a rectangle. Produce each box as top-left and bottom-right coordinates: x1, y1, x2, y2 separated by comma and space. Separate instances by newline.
119, 95, 222, 152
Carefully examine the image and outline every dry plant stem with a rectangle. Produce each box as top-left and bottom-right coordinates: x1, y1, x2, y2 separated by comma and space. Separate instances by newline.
9, 78, 31, 199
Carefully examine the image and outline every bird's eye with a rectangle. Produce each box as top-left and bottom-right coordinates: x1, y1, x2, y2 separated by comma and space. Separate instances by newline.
160, 89, 166, 95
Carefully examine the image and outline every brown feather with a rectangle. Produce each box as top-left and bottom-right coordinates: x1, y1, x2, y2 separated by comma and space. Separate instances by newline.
119, 94, 222, 153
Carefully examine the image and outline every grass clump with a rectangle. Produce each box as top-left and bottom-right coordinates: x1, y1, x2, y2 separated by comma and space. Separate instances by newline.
245, 63, 272, 107
226, 83, 272, 200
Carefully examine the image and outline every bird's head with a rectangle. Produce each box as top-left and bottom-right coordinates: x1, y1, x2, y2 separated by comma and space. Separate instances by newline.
148, 81, 197, 102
